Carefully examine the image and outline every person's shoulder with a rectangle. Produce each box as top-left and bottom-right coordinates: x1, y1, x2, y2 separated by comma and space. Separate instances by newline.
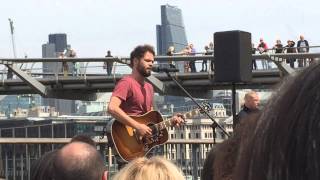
238, 109, 248, 117
115, 76, 134, 87
145, 81, 154, 89
119, 75, 134, 82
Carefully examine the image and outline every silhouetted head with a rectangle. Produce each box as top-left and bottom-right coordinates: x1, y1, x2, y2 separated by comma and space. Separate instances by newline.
30, 150, 57, 180
53, 142, 107, 180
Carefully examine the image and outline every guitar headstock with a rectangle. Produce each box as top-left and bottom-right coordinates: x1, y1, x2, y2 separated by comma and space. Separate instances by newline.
184, 108, 200, 119
184, 101, 212, 119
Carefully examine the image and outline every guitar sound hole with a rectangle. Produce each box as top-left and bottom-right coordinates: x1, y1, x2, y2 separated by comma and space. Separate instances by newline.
142, 123, 162, 145
148, 123, 158, 135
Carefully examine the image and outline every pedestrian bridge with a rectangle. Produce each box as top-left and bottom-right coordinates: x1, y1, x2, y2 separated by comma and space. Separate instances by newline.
0, 53, 318, 100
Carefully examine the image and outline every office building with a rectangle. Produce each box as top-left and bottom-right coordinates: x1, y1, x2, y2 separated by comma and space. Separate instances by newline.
156, 4, 188, 55
42, 33, 76, 115
156, 4, 188, 72
48, 33, 67, 53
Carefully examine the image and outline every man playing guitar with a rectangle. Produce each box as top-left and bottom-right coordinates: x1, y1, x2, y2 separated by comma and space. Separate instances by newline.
107, 44, 184, 167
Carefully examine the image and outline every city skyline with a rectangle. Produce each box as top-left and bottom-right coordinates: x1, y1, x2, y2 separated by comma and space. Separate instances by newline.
0, 0, 319, 58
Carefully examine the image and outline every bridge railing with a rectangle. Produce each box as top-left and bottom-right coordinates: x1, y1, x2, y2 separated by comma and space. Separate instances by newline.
1, 50, 320, 80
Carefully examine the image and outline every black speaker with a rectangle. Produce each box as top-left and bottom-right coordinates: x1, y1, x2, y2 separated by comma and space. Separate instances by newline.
214, 30, 252, 82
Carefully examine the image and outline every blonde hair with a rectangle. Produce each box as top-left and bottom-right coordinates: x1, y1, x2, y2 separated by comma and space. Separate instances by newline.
168, 46, 175, 52
113, 156, 184, 180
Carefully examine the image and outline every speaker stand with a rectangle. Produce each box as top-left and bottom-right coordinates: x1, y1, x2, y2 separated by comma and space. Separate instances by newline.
165, 72, 230, 140
232, 83, 237, 130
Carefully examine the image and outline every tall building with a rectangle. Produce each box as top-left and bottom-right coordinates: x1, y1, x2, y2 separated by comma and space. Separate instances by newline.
42, 43, 56, 74
42, 33, 68, 76
156, 4, 188, 72
49, 33, 67, 53
156, 4, 189, 105
42, 33, 76, 115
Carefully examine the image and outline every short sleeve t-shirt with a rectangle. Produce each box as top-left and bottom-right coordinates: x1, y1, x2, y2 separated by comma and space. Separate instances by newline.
111, 75, 154, 116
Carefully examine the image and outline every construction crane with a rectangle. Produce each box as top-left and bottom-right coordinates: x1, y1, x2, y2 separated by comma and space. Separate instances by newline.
8, 18, 17, 58
7, 18, 16, 79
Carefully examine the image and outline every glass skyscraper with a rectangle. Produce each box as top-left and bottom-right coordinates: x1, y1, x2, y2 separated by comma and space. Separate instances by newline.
156, 4, 188, 72
155, 4, 190, 107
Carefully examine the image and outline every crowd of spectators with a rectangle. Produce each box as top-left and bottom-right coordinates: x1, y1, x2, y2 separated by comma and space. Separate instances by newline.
253, 35, 312, 69
165, 42, 214, 73
163, 34, 314, 73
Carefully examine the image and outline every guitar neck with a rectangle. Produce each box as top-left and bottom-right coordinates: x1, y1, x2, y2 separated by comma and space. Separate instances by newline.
155, 109, 199, 131
155, 119, 173, 131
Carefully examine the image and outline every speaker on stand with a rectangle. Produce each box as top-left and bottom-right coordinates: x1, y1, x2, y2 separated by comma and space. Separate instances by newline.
214, 30, 252, 130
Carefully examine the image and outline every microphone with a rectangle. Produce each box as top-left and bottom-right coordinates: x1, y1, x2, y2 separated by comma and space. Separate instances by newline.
152, 65, 179, 73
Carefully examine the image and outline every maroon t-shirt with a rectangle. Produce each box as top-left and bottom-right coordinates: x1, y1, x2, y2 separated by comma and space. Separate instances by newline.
111, 75, 154, 115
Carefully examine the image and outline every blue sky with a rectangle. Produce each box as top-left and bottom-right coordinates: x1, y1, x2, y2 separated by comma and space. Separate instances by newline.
0, 0, 319, 58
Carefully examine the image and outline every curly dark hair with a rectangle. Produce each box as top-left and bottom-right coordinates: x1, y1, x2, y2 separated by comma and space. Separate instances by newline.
130, 44, 155, 67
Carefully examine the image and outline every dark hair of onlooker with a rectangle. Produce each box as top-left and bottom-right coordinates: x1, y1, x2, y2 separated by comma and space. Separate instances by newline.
202, 147, 216, 180
202, 113, 260, 180
130, 44, 155, 67
53, 142, 106, 180
70, 134, 96, 146
30, 150, 57, 180
234, 62, 320, 180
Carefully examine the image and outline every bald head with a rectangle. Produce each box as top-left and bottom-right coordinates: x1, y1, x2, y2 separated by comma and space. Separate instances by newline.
300, 35, 304, 40
244, 91, 260, 110
59, 142, 92, 162
53, 142, 105, 180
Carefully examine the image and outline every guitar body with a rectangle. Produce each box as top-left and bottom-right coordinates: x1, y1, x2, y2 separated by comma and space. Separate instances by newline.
106, 111, 169, 162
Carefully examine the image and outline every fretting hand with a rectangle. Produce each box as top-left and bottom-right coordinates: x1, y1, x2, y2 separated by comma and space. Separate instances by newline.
171, 113, 185, 127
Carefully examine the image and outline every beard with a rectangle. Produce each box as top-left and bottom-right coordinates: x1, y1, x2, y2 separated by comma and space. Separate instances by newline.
137, 64, 151, 77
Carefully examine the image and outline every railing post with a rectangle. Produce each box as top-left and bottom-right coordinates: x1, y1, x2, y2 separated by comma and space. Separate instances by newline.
192, 144, 197, 180
5, 152, 8, 180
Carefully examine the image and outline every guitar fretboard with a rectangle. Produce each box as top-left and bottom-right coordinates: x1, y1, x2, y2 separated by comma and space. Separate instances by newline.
155, 119, 172, 131
153, 109, 200, 132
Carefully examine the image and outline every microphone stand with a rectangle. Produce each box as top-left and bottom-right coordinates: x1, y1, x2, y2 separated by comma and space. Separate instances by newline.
164, 71, 231, 142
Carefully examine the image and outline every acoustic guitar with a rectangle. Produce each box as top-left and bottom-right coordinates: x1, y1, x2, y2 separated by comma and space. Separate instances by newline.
106, 109, 200, 162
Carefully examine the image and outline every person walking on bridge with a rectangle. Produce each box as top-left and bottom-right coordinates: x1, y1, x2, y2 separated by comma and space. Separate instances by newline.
104, 50, 113, 76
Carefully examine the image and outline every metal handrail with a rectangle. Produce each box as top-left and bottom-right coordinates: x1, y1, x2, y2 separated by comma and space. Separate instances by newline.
1, 52, 319, 64
0, 52, 319, 81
